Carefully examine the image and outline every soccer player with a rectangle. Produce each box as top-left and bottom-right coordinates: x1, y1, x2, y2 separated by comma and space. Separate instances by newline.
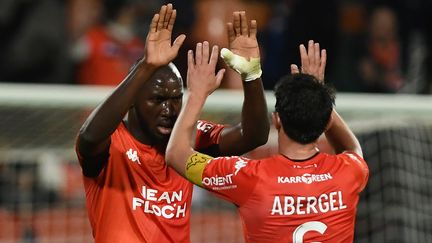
166, 40, 369, 242
75, 4, 269, 243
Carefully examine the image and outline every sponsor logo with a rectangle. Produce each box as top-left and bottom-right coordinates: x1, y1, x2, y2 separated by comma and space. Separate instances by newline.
202, 174, 234, 187
132, 186, 186, 219
293, 164, 317, 169
234, 158, 248, 175
201, 157, 248, 190
197, 121, 213, 133
126, 148, 141, 165
277, 173, 332, 184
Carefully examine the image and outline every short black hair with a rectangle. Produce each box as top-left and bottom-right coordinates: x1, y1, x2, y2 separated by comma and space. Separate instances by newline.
274, 73, 335, 144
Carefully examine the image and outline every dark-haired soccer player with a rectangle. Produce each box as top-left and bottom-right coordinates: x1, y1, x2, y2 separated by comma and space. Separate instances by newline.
75, 4, 269, 242
166, 40, 369, 242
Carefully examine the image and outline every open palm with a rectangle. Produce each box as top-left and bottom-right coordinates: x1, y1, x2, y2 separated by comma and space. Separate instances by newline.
144, 4, 185, 67
228, 12, 260, 59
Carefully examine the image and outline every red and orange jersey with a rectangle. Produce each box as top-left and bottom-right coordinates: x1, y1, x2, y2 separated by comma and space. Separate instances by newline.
77, 120, 224, 242
77, 26, 144, 86
194, 152, 368, 243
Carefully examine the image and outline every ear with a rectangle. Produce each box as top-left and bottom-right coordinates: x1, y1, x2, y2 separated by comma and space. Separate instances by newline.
272, 112, 281, 131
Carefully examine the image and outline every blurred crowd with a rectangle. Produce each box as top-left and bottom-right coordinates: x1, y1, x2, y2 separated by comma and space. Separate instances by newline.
0, 0, 431, 93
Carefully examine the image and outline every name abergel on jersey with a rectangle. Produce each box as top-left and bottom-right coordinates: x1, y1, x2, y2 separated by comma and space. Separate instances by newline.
271, 191, 347, 216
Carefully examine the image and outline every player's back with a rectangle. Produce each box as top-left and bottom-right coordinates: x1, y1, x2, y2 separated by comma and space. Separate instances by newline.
201, 152, 368, 243
240, 152, 368, 242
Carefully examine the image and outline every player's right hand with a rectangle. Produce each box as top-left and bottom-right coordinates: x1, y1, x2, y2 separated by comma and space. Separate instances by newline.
144, 4, 186, 68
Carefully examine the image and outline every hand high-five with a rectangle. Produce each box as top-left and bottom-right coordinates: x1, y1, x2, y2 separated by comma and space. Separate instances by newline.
187, 41, 225, 97
291, 40, 327, 82
221, 11, 262, 82
227, 11, 260, 59
145, 4, 186, 67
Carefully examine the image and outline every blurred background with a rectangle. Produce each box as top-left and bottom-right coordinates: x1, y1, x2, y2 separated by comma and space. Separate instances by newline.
0, 0, 431, 242
0, 0, 431, 92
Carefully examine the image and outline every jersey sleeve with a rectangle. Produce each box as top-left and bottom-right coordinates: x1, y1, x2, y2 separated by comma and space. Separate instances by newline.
341, 152, 369, 193
194, 120, 227, 155
201, 156, 259, 206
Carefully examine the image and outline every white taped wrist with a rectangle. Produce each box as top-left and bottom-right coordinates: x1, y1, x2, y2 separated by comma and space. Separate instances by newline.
220, 48, 262, 82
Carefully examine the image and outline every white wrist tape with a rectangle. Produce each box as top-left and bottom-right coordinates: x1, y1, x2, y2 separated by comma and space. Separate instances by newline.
220, 48, 262, 82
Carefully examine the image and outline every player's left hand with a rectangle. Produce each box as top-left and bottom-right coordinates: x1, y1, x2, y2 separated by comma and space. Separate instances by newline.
227, 11, 260, 60
221, 11, 262, 82
187, 41, 225, 98
291, 40, 327, 83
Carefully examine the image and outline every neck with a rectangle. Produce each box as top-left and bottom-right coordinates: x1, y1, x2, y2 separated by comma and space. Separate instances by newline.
278, 130, 319, 161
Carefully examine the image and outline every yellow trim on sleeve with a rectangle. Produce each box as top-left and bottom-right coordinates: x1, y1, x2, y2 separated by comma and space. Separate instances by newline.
185, 152, 213, 187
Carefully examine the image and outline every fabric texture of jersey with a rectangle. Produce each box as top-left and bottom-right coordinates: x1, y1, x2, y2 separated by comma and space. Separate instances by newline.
77, 120, 224, 243
201, 152, 369, 243
77, 26, 144, 86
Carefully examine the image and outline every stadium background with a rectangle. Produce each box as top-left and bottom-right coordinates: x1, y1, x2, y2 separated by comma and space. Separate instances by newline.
0, 0, 431, 242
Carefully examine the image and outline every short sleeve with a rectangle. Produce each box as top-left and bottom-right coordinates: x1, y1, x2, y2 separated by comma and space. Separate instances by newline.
201, 156, 259, 206
342, 152, 369, 193
194, 120, 227, 155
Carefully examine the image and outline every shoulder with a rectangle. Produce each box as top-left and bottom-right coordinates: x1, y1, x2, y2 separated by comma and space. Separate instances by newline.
321, 152, 369, 178
206, 156, 260, 175
109, 123, 138, 152
338, 152, 368, 169
111, 123, 128, 140
335, 152, 369, 187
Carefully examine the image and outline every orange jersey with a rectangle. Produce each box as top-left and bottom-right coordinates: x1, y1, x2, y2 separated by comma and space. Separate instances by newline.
78, 121, 224, 242
77, 26, 144, 86
200, 152, 369, 243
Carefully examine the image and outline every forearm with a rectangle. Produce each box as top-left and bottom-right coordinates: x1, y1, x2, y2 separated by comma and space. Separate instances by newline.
166, 94, 207, 175
325, 110, 362, 157
241, 78, 269, 145
218, 51, 269, 154
78, 61, 157, 151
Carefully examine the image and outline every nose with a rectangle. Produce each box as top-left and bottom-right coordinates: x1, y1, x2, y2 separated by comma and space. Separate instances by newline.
161, 100, 176, 117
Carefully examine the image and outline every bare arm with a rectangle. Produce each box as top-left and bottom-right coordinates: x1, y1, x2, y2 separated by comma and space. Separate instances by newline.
325, 110, 362, 157
292, 40, 362, 157
166, 42, 224, 175
76, 4, 186, 176
217, 11, 269, 156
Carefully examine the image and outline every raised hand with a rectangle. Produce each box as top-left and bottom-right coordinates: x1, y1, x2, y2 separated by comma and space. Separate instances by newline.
144, 4, 186, 67
291, 40, 327, 83
227, 11, 259, 59
221, 11, 262, 82
187, 41, 225, 97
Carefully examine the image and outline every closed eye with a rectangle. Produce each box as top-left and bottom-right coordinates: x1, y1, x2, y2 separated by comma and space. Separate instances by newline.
151, 96, 165, 103
172, 95, 183, 101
